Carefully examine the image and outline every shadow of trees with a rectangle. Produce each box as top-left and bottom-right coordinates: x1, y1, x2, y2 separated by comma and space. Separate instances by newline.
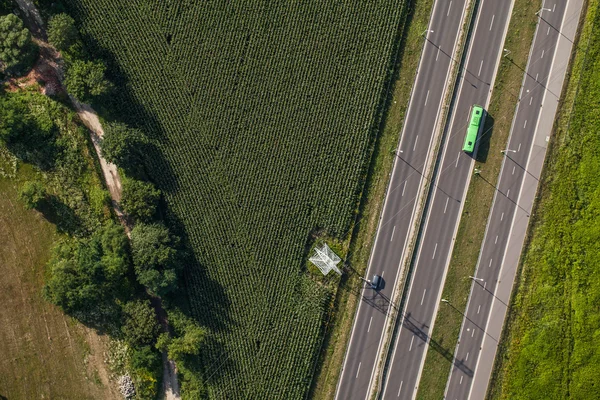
36, 195, 82, 236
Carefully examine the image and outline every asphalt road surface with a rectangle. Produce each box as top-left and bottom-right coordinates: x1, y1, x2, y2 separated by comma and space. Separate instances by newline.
445, 0, 584, 398
380, 1, 515, 399
334, 1, 469, 399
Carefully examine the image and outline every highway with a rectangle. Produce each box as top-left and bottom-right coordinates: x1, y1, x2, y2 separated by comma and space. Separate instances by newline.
380, 1, 515, 399
334, 1, 469, 399
445, 0, 585, 398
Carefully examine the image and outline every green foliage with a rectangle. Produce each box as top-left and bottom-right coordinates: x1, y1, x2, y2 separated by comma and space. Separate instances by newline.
498, 5, 600, 398
130, 223, 180, 296
121, 299, 160, 347
0, 0, 13, 14
64, 59, 111, 102
0, 89, 59, 155
122, 304, 162, 400
128, 345, 161, 400
60, 0, 405, 396
47, 13, 78, 51
156, 309, 206, 399
0, 89, 110, 233
100, 122, 147, 172
120, 177, 160, 222
0, 14, 37, 76
45, 222, 131, 323
19, 180, 45, 209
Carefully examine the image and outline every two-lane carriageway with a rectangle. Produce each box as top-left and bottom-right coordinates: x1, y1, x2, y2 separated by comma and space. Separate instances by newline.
335, 1, 469, 399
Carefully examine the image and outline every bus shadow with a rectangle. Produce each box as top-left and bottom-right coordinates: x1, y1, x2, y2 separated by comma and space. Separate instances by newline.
474, 113, 494, 163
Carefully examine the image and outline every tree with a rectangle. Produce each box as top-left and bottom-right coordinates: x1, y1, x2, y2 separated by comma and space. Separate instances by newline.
121, 178, 161, 222
0, 90, 58, 144
100, 122, 147, 171
47, 13, 78, 51
130, 223, 180, 296
45, 223, 132, 318
156, 309, 206, 399
19, 180, 46, 209
0, 14, 37, 76
121, 299, 160, 347
64, 60, 111, 102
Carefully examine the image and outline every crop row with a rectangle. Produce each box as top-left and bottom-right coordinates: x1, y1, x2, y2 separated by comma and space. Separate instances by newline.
63, 0, 405, 397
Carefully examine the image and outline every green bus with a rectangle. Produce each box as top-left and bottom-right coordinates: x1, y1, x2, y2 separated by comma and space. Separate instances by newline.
462, 105, 484, 153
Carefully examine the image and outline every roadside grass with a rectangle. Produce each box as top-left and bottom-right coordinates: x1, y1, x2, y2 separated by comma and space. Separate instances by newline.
488, 1, 599, 398
415, 0, 542, 399
308, 0, 436, 398
0, 163, 119, 400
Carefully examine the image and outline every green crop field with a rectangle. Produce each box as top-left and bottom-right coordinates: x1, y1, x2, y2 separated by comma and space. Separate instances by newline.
59, 0, 405, 397
490, 2, 600, 399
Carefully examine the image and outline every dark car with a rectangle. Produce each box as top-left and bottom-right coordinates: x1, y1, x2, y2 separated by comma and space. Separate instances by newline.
371, 274, 383, 291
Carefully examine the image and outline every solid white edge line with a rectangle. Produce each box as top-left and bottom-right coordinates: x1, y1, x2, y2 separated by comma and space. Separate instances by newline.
380, 1, 470, 398
466, 1, 572, 398
442, 0, 518, 395
332, 1, 446, 392
404, 0, 495, 396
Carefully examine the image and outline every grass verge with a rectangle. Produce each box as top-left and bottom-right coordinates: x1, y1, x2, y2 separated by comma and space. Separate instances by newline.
0, 163, 119, 400
488, 1, 598, 398
415, 0, 542, 399
307, 0, 436, 398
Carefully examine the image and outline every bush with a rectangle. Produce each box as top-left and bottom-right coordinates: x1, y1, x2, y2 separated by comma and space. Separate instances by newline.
47, 13, 78, 51
156, 309, 206, 399
19, 180, 45, 209
64, 60, 111, 102
130, 223, 181, 296
0, 14, 37, 76
121, 299, 160, 347
121, 178, 160, 222
100, 122, 147, 172
128, 345, 162, 400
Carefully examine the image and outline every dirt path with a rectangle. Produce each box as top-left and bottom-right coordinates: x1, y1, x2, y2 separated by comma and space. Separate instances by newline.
71, 100, 125, 209
13, 1, 181, 399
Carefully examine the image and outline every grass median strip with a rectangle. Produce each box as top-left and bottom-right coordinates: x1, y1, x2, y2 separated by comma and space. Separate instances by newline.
307, 0, 437, 398
415, 1, 542, 399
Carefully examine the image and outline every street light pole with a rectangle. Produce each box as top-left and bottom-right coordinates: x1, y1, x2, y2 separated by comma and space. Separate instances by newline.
469, 276, 484, 282
535, 7, 552, 15
503, 48, 511, 58
422, 29, 434, 37
501, 149, 517, 155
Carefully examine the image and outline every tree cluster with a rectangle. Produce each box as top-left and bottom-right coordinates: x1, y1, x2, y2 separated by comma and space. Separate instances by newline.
64, 59, 112, 103
44, 222, 131, 321
121, 177, 161, 222
101, 122, 148, 173
0, 13, 37, 76
45, 12, 111, 103
130, 223, 181, 296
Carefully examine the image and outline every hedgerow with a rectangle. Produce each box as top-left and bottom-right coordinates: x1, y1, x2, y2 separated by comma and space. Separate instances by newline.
58, 0, 406, 397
